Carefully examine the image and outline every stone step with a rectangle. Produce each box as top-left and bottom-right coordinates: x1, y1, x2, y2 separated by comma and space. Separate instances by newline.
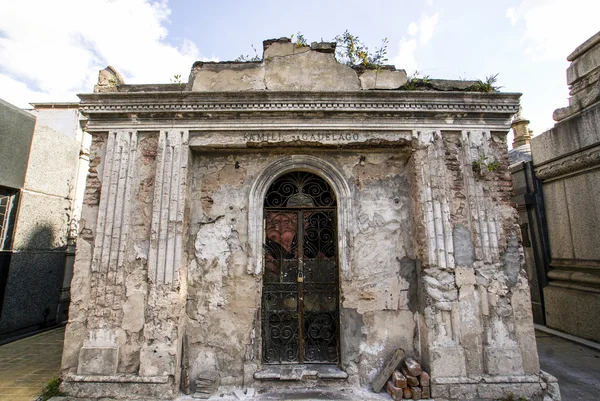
253, 365, 348, 381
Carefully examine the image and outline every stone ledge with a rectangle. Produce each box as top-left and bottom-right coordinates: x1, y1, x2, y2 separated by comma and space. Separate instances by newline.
534, 143, 600, 181
548, 268, 600, 286
432, 373, 553, 385
254, 365, 348, 381
65, 373, 171, 383
431, 372, 560, 401
60, 374, 176, 400
568, 30, 600, 62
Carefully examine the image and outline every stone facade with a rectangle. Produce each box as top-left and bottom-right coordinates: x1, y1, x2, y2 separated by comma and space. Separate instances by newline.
61, 38, 558, 400
531, 30, 600, 342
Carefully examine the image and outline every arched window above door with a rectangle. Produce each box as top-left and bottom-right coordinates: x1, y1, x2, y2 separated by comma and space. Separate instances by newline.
264, 171, 336, 208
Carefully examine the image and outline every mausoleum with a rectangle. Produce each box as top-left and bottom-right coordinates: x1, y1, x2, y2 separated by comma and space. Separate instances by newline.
60, 38, 559, 400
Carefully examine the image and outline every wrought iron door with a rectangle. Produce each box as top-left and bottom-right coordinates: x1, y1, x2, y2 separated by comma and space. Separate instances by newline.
262, 172, 339, 364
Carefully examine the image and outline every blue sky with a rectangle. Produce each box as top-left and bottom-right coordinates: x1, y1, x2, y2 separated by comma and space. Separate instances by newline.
1, 0, 598, 140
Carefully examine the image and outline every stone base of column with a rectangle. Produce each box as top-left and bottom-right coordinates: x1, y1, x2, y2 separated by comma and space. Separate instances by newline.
60, 374, 176, 399
483, 345, 524, 375
76, 346, 119, 376
429, 345, 467, 377
431, 371, 560, 400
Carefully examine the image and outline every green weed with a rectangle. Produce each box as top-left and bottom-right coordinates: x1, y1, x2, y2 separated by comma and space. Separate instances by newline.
39, 377, 64, 401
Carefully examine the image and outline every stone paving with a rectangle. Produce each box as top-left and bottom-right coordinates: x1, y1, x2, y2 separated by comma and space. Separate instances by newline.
536, 329, 600, 401
0, 327, 64, 401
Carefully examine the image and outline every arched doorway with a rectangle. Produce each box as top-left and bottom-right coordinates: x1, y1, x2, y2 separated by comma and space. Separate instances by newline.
261, 171, 339, 364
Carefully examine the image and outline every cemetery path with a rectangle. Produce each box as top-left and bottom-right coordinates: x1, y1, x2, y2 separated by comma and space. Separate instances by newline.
536, 328, 600, 401
0, 326, 64, 401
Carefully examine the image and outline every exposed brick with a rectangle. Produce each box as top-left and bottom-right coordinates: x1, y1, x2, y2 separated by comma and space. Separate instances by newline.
401, 367, 419, 386
402, 358, 422, 377
392, 370, 407, 388
386, 380, 403, 401
419, 371, 430, 386
411, 386, 422, 400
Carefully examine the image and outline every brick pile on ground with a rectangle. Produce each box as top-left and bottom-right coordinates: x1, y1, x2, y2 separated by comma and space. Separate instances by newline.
386, 357, 430, 400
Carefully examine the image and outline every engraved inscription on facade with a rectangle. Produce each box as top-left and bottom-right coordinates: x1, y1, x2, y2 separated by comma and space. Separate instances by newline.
243, 132, 361, 142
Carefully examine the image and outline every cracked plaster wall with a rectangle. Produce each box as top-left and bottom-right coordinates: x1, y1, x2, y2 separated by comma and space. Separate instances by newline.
184, 150, 417, 388
61, 129, 542, 399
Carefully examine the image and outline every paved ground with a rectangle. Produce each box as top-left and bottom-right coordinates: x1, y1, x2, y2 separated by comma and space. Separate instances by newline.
0, 326, 64, 401
536, 329, 600, 401
1, 325, 600, 400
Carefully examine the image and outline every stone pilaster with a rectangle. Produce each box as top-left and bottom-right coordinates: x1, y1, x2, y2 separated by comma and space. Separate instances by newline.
412, 130, 467, 378
457, 130, 528, 376
77, 130, 138, 375
139, 130, 189, 384
147, 129, 189, 286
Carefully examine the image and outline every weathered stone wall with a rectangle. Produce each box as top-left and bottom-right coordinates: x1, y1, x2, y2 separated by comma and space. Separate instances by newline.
184, 149, 417, 388
410, 129, 541, 399
188, 39, 408, 92
63, 131, 159, 369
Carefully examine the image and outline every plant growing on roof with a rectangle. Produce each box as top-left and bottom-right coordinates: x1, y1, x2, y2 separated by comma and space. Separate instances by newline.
170, 74, 185, 92
334, 30, 389, 70
291, 31, 308, 47
234, 31, 390, 71
466, 73, 502, 92
371, 37, 389, 71
235, 44, 261, 62
400, 71, 432, 90
170, 74, 183, 85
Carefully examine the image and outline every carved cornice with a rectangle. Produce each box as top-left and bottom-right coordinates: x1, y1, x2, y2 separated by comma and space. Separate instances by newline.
535, 145, 600, 181
80, 100, 519, 114
78, 91, 520, 118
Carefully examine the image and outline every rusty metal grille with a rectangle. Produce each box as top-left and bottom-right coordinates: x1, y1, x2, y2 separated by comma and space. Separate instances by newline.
262, 172, 339, 364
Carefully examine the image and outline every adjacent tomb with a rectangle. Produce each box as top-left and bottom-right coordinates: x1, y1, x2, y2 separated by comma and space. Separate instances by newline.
60, 38, 559, 400
531, 31, 600, 342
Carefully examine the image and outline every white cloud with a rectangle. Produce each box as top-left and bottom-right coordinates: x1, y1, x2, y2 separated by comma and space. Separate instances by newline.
0, 0, 212, 108
0, 75, 60, 108
396, 39, 419, 75
393, 12, 440, 73
507, 0, 600, 61
408, 22, 418, 37
418, 12, 439, 46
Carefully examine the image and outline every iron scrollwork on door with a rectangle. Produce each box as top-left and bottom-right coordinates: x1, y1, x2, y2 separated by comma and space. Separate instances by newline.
262, 171, 339, 364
